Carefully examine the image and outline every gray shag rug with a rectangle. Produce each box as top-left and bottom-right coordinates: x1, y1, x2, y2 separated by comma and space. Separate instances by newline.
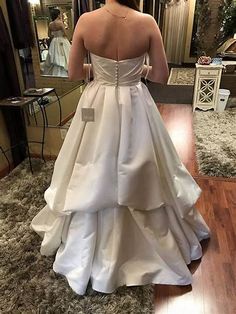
193, 109, 236, 178
0, 159, 154, 313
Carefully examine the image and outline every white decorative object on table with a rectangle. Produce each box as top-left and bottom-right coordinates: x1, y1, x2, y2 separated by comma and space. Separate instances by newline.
193, 64, 223, 111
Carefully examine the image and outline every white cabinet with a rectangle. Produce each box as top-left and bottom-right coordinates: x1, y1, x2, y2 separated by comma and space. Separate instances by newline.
193, 64, 223, 111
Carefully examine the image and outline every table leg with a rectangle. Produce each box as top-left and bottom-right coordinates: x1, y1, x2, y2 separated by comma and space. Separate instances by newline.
30, 102, 38, 126
0, 146, 11, 173
43, 105, 48, 127
20, 107, 33, 174
37, 100, 46, 162
54, 90, 62, 126
25, 106, 30, 125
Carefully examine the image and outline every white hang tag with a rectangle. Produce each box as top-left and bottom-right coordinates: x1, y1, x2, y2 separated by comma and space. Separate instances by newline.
81, 108, 95, 122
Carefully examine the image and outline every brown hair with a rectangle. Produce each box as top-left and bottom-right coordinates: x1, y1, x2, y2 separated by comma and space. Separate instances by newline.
117, 0, 140, 11
50, 8, 60, 21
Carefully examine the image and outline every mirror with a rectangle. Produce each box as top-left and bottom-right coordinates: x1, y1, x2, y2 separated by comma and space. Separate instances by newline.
33, 4, 73, 78
27, 0, 84, 128
27, 1, 105, 128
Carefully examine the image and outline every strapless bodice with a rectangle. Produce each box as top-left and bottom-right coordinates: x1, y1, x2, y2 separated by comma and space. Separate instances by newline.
90, 53, 145, 86
51, 30, 64, 38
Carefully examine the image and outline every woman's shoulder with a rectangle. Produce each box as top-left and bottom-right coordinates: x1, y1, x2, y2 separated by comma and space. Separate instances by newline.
134, 12, 159, 33
136, 12, 157, 24
76, 9, 157, 29
75, 8, 104, 30
78, 8, 103, 20
49, 20, 63, 27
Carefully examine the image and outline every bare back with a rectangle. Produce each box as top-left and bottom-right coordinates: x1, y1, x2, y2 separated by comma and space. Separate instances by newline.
69, 4, 169, 83
82, 8, 150, 60
49, 20, 66, 32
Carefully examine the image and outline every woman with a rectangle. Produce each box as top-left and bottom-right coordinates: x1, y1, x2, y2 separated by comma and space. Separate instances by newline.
31, 0, 210, 295
43, 8, 71, 77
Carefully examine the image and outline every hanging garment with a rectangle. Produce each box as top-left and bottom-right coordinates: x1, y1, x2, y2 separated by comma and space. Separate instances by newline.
73, 0, 80, 28
73, 0, 89, 27
162, 0, 189, 64
6, 0, 34, 49
0, 7, 26, 166
31, 52, 210, 295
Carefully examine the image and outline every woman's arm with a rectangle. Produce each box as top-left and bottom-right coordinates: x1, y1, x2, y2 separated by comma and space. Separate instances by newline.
142, 16, 169, 84
48, 23, 52, 39
68, 14, 92, 81
58, 21, 67, 38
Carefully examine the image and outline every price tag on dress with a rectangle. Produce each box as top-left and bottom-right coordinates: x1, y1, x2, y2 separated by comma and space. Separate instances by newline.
81, 108, 95, 122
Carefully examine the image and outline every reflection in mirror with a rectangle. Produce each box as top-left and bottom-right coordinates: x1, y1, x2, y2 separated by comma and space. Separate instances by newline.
34, 4, 73, 78
34, 17, 49, 63
43, 8, 71, 77
28, 1, 84, 129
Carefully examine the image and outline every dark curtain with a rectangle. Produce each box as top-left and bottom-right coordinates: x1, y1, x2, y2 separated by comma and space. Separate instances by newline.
6, 0, 34, 49
73, 0, 89, 28
0, 7, 26, 166
143, 0, 153, 14
73, 0, 80, 28
157, 1, 166, 32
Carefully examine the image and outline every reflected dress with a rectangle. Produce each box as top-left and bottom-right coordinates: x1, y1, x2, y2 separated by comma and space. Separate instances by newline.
43, 30, 71, 77
31, 53, 210, 295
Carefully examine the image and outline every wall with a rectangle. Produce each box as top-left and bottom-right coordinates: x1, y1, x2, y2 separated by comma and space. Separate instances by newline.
28, 125, 63, 159
27, 84, 84, 158
27, 84, 84, 126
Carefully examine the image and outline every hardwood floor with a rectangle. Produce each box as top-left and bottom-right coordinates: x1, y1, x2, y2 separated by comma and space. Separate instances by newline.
157, 104, 198, 176
155, 104, 236, 314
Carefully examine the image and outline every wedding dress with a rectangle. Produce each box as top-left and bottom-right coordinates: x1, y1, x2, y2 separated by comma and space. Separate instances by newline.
31, 52, 210, 295
43, 30, 71, 77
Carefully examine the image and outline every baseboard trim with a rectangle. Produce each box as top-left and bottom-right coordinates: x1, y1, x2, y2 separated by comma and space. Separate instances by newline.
57, 111, 75, 127
30, 154, 57, 160
0, 163, 14, 179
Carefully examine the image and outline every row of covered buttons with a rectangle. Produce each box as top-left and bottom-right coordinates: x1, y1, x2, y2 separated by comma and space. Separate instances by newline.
115, 63, 119, 86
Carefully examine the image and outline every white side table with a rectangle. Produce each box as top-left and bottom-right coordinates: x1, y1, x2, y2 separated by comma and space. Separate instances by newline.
193, 64, 224, 111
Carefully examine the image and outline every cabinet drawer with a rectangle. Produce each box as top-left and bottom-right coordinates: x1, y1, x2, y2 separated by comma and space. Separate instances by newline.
199, 69, 219, 76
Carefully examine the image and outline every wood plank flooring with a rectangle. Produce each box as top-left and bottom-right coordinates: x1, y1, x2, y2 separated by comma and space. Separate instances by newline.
155, 104, 236, 314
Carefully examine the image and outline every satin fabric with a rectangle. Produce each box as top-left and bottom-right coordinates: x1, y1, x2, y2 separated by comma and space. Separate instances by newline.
31, 53, 210, 295
43, 30, 71, 77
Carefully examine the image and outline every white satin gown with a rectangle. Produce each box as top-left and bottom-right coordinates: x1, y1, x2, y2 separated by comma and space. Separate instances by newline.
31, 53, 210, 295
43, 30, 71, 77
